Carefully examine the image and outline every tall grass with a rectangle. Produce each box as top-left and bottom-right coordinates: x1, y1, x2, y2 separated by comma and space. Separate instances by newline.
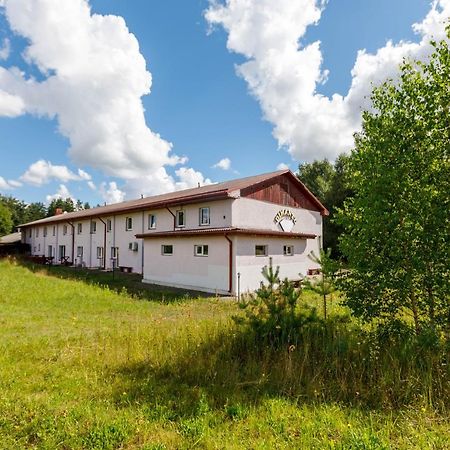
0, 258, 448, 449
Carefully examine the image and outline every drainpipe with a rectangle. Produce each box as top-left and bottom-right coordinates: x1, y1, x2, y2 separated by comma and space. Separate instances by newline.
165, 205, 176, 230
68, 221, 75, 265
98, 217, 107, 270
224, 234, 233, 294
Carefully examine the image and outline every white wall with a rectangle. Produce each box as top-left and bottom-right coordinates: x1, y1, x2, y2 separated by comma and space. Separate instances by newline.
142, 235, 231, 294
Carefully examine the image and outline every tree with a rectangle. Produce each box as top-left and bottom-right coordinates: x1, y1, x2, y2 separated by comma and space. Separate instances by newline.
46, 198, 75, 217
298, 159, 334, 202
337, 33, 450, 334
24, 202, 47, 223
0, 202, 13, 236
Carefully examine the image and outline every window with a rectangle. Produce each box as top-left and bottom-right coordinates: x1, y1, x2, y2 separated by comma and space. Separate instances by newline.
111, 247, 119, 259
194, 245, 209, 256
148, 214, 156, 229
52, 225, 56, 236
162, 244, 173, 255
48, 245, 53, 257
90, 221, 97, 234
77, 223, 82, 234
38, 244, 41, 252
36, 228, 39, 237
28, 229, 32, 238
58, 245, 66, 259
107, 219, 112, 232
126, 217, 133, 231
77, 246, 83, 257
63, 225, 67, 235
283, 245, 294, 256
96, 247, 104, 259
255, 245, 268, 256
176, 210, 185, 227
199, 207, 210, 226
43, 226, 47, 237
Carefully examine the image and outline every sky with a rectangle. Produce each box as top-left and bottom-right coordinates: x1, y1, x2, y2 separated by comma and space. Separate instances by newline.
0, 0, 448, 206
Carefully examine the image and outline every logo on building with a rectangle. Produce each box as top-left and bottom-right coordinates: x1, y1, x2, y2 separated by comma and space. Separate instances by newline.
274, 209, 297, 232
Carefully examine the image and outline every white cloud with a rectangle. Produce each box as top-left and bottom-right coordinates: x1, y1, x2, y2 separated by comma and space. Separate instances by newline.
0, 38, 10, 60
20, 160, 90, 186
99, 181, 125, 204
213, 157, 232, 170
276, 163, 289, 170
0, 0, 203, 194
87, 180, 96, 190
0, 176, 13, 190
174, 167, 213, 190
45, 184, 74, 203
206, 0, 450, 162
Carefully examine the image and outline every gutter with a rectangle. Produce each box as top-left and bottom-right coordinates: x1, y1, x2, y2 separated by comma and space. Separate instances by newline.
224, 234, 233, 294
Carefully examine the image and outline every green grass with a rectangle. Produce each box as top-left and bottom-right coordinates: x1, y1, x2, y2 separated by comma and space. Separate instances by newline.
0, 259, 448, 449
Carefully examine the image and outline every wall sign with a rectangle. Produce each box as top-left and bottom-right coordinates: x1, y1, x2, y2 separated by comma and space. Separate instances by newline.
274, 209, 297, 232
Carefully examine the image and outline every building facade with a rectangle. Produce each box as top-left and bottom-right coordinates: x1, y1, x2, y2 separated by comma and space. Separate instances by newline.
20, 170, 328, 294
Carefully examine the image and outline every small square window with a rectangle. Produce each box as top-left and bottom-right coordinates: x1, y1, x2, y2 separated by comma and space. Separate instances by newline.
126, 217, 133, 231
148, 214, 156, 229
194, 245, 209, 256
199, 207, 210, 226
97, 247, 104, 259
162, 244, 173, 255
255, 245, 268, 256
176, 210, 185, 227
283, 245, 294, 256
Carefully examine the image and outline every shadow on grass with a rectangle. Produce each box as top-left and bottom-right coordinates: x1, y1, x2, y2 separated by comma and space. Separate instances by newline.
113, 318, 450, 419
16, 257, 211, 302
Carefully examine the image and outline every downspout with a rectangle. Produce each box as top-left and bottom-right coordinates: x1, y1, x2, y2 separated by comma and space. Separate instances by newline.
68, 221, 75, 264
224, 234, 233, 294
98, 217, 107, 270
166, 206, 176, 230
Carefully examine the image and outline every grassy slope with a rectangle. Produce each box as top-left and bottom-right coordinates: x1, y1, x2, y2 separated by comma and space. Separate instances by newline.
0, 260, 448, 449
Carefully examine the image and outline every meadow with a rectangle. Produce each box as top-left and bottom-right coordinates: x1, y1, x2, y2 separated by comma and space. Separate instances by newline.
0, 259, 448, 449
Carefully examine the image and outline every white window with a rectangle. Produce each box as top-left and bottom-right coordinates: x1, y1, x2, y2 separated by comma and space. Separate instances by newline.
107, 219, 112, 232
176, 210, 185, 227
63, 225, 67, 236
283, 245, 294, 256
59, 245, 66, 259
38, 244, 41, 252
126, 217, 133, 231
97, 247, 104, 259
194, 245, 209, 256
148, 214, 156, 229
77, 246, 83, 257
162, 244, 173, 255
43, 227, 47, 237
36, 228, 39, 237
48, 245, 53, 257
255, 245, 268, 256
77, 223, 82, 234
52, 226, 56, 236
90, 221, 97, 234
199, 207, 210, 226
111, 247, 119, 259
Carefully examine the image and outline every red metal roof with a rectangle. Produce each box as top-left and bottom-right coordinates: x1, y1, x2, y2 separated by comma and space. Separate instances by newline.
135, 227, 316, 240
19, 169, 327, 227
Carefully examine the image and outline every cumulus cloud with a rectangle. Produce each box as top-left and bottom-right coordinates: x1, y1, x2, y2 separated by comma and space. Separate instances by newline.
20, 160, 91, 186
0, 176, 15, 190
0, 38, 10, 60
276, 163, 289, 170
0, 0, 206, 196
213, 157, 231, 170
99, 181, 125, 204
206, 0, 450, 162
45, 184, 74, 203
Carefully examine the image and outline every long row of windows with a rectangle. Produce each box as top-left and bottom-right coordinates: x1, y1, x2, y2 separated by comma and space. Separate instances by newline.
161, 244, 295, 257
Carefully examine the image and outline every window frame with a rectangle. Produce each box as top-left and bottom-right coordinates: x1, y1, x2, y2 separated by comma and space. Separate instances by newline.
90, 221, 97, 234
96, 246, 104, 259
77, 223, 82, 235
36, 228, 39, 237
148, 214, 157, 230
175, 210, 185, 228
106, 219, 112, 232
48, 245, 53, 257
255, 245, 268, 257
52, 225, 56, 236
43, 226, 47, 237
125, 217, 133, 231
161, 244, 173, 255
77, 246, 83, 258
199, 207, 210, 226
63, 225, 67, 236
283, 245, 294, 256
194, 244, 209, 257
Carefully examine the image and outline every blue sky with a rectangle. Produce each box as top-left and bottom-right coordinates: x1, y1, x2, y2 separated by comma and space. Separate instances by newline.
0, 0, 446, 205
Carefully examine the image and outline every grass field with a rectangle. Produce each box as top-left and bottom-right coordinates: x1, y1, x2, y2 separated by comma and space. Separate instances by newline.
0, 259, 448, 449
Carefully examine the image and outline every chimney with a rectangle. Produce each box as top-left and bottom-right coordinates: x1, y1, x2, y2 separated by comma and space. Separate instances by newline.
55, 208, 63, 216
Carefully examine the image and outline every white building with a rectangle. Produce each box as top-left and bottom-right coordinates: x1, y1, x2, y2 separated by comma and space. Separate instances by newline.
20, 170, 328, 294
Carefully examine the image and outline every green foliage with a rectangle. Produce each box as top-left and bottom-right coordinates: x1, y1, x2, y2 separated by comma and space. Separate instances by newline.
297, 155, 354, 257
337, 33, 450, 335
0, 202, 13, 236
234, 262, 315, 345
46, 197, 76, 217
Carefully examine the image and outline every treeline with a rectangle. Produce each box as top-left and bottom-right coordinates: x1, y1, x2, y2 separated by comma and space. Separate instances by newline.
0, 196, 91, 236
